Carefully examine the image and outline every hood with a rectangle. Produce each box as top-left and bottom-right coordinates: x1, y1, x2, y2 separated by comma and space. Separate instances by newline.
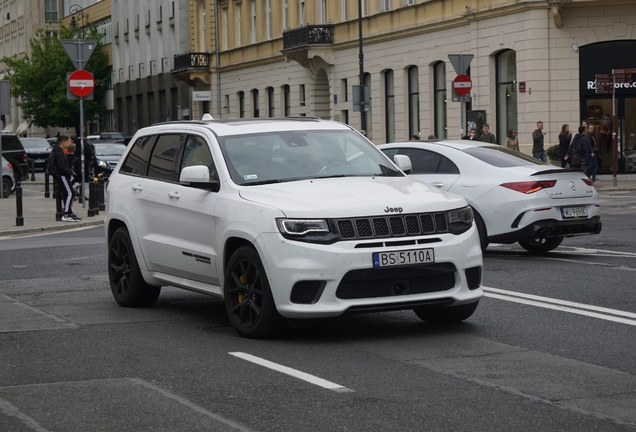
238, 176, 467, 218
96, 155, 122, 162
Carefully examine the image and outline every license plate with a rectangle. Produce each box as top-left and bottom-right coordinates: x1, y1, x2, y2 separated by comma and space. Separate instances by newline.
373, 248, 435, 268
561, 207, 588, 218
33, 159, 45, 163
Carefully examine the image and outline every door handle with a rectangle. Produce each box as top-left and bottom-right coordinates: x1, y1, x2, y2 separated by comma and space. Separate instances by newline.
430, 182, 444, 188
131, 184, 143, 192
168, 192, 180, 199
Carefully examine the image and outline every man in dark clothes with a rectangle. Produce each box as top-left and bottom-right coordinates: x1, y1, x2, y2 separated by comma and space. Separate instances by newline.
52, 136, 81, 222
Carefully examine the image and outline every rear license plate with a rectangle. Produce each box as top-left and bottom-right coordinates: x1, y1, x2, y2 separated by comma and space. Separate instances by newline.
373, 248, 435, 268
561, 207, 588, 218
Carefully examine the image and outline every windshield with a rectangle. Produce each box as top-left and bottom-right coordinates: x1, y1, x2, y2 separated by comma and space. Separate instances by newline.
463, 145, 546, 167
94, 144, 127, 156
217, 130, 402, 185
20, 138, 51, 149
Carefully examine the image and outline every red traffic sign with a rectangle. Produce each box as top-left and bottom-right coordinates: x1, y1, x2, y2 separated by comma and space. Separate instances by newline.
67, 69, 94, 98
453, 74, 472, 96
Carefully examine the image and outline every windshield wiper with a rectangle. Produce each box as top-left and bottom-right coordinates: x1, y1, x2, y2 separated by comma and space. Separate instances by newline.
242, 179, 284, 186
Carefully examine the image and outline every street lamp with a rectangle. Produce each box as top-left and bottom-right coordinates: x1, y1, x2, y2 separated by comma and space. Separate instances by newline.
69, 4, 85, 39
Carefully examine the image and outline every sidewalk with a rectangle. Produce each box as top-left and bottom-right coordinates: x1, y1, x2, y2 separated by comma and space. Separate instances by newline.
0, 179, 106, 237
1, 173, 635, 237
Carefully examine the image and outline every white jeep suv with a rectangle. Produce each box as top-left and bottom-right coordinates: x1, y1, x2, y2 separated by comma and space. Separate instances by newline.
105, 118, 483, 338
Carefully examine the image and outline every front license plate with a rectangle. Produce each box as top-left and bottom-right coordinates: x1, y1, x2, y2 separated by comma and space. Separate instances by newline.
373, 248, 435, 268
561, 207, 588, 218
33, 159, 45, 163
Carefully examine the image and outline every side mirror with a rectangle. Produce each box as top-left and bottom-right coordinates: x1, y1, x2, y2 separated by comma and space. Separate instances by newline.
393, 154, 412, 174
179, 165, 219, 192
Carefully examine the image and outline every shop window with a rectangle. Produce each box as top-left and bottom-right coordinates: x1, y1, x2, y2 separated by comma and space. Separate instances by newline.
496, 50, 517, 145
408, 66, 420, 139
434, 61, 447, 139
385, 69, 395, 143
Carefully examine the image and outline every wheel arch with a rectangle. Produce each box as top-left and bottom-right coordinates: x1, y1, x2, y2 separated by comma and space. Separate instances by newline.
223, 237, 255, 273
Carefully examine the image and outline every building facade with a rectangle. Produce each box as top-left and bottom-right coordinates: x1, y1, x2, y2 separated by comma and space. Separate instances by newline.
174, 0, 635, 173
111, 0, 192, 135
0, 0, 60, 135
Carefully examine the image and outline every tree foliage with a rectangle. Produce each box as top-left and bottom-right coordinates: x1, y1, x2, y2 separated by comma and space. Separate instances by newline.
2, 23, 109, 134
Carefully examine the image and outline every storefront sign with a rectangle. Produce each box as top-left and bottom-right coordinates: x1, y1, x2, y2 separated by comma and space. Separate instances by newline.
193, 91, 212, 101
580, 41, 636, 96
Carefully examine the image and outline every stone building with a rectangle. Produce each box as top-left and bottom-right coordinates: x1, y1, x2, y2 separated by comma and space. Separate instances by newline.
173, 0, 635, 173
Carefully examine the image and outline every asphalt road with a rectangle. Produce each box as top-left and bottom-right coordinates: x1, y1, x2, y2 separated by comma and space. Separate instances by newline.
1, 189, 635, 431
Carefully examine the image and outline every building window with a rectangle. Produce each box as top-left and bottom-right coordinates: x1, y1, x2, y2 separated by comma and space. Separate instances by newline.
342, 0, 348, 21
321, 0, 327, 24
44, 0, 58, 22
250, 0, 256, 44
199, 1, 207, 51
362, 0, 368, 16
434, 61, 447, 139
384, 70, 395, 143
282, 85, 291, 116
238, 91, 245, 118
299, 0, 306, 26
96, 17, 112, 44
407, 0, 415, 5
223, 7, 228, 50
381, 0, 391, 12
282, 0, 288, 31
299, 84, 306, 106
408, 66, 420, 139
496, 50, 517, 145
237, 3, 242, 46
224, 95, 230, 114
342, 78, 348, 102
267, 87, 275, 117
252, 89, 260, 117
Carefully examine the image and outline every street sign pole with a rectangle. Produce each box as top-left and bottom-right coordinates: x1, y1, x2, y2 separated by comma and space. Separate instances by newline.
448, 54, 474, 138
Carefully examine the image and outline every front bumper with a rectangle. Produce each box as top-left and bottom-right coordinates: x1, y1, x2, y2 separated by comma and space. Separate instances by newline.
257, 227, 484, 319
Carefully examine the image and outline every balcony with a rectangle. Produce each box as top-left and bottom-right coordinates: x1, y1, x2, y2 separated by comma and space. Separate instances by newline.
281, 25, 335, 68
171, 52, 211, 86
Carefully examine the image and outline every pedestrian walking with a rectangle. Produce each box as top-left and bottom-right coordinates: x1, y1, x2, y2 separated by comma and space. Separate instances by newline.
505, 129, 519, 151
52, 135, 81, 222
532, 121, 548, 162
564, 126, 593, 170
66, 141, 81, 195
479, 124, 497, 144
558, 124, 572, 168
585, 124, 599, 181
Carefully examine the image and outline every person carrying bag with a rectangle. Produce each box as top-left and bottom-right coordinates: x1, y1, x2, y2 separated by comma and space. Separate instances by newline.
564, 126, 593, 170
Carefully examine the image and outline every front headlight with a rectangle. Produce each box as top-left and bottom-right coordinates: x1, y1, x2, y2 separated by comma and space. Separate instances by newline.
448, 206, 473, 235
97, 160, 108, 168
276, 218, 339, 244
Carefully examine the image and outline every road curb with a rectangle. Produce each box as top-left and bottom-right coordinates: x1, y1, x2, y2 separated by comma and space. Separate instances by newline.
0, 219, 104, 237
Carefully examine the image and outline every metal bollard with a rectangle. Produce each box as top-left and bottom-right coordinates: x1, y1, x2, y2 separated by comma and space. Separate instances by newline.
92, 179, 99, 216
44, 172, 51, 198
15, 185, 24, 226
98, 176, 105, 211
88, 181, 96, 217
29, 160, 35, 181
54, 182, 62, 221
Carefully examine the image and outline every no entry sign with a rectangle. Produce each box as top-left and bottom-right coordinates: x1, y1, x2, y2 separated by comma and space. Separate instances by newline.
453, 74, 472, 96
68, 69, 94, 98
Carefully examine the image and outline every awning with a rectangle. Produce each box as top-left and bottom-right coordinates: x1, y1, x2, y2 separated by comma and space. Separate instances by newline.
2, 123, 13, 133
15, 121, 28, 135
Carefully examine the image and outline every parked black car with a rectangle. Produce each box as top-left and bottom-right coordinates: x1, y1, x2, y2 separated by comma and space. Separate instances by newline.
19, 137, 53, 170
90, 142, 127, 177
1, 133, 29, 184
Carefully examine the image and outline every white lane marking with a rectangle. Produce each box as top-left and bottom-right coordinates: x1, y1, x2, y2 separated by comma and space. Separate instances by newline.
229, 352, 353, 393
0, 398, 50, 432
483, 287, 636, 326
542, 257, 636, 271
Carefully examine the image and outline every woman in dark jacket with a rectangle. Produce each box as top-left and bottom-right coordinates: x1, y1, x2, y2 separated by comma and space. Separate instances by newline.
558, 124, 572, 168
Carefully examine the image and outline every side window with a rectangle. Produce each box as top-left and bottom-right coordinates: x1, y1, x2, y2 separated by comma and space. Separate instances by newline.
398, 148, 441, 174
2, 135, 23, 152
180, 135, 217, 181
437, 156, 460, 174
381, 148, 399, 160
147, 134, 183, 182
120, 135, 157, 175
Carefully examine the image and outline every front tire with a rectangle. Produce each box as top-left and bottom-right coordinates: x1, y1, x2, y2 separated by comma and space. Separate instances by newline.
518, 236, 564, 254
414, 301, 479, 324
108, 227, 161, 307
2, 176, 12, 198
224, 246, 284, 339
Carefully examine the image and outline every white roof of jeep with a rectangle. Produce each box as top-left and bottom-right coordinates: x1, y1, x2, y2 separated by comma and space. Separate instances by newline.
141, 117, 353, 138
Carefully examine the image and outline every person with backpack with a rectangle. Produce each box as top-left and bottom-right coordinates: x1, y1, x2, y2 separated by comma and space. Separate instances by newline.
564, 126, 594, 170
50, 135, 81, 222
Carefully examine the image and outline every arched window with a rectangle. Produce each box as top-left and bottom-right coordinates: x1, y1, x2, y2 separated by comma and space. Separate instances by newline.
496, 50, 517, 144
385, 69, 395, 143
267, 87, 275, 117
408, 66, 420, 138
434, 61, 447, 139
252, 89, 259, 117
238, 91, 245, 118
282, 84, 290, 116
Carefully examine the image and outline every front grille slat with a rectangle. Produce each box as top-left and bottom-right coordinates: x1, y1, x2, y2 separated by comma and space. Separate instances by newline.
336, 211, 451, 240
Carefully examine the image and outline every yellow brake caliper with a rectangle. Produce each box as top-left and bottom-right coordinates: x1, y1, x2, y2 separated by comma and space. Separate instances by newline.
238, 275, 248, 303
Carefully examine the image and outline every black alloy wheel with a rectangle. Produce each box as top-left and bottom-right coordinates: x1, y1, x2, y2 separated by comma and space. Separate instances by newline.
224, 246, 284, 338
518, 236, 564, 254
108, 227, 161, 307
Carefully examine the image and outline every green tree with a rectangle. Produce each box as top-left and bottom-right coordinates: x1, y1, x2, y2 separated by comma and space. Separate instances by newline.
2, 23, 109, 135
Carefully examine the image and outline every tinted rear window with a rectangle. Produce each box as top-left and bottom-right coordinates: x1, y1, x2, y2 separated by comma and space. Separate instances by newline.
463, 146, 544, 167
2, 135, 25, 152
